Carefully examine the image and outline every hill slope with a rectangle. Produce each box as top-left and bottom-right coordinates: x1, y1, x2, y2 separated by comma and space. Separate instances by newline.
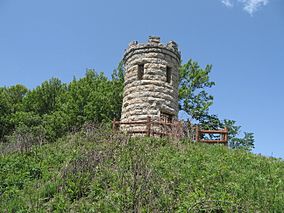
0, 128, 283, 212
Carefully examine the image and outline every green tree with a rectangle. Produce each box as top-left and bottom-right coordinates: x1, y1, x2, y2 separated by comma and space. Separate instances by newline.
23, 78, 66, 115
43, 110, 71, 141
0, 88, 12, 140
52, 69, 123, 134
111, 61, 124, 120
0, 85, 28, 141
179, 59, 254, 150
5, 85, 28, 112
179, 59, 215, 121
224, 119, 255, 151
10, 111, 42, 128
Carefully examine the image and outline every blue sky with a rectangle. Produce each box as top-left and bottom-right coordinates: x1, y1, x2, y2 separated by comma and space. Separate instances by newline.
0, 0, 283, 158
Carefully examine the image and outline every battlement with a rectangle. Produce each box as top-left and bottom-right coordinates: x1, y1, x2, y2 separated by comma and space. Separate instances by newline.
123, 36, 181, 63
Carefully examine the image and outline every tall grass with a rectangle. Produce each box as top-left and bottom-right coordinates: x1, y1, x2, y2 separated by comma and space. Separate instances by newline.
0, 126, 283, 212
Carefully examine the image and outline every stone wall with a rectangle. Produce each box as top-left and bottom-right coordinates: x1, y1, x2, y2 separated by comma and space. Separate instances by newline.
120, 36, 181, 132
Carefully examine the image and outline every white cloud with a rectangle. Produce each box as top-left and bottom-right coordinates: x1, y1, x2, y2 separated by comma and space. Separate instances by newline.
240, 0, 269, 15
221, 0, 234, 8
220, 0, 269, 15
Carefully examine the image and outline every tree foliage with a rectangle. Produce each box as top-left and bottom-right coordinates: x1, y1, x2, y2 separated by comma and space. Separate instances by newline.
0, 85, 28, 140
23, 78, 66, 115
224, 119, 255, 151
179, 59, 254, 150
179, 59, 215, 121
0, 68, 123, 142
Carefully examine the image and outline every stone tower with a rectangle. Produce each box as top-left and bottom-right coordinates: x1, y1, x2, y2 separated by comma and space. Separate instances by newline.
120, 36, 181, 130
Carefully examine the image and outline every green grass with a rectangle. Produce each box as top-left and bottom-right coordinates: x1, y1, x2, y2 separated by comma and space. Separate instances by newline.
0, 128, 283, 212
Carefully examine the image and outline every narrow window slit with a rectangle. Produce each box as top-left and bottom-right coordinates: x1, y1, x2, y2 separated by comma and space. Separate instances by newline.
138, 64, 144, 80
166, 66, 172, 83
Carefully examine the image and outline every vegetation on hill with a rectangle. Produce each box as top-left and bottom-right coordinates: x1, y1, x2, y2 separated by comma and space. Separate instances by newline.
0, 127, 283, 212
0, 69, 124, 143
0, 60, 254, 150
0, 59, 269, 211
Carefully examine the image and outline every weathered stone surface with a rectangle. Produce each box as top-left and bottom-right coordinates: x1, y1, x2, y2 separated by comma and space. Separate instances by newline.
120, 36, 180, 132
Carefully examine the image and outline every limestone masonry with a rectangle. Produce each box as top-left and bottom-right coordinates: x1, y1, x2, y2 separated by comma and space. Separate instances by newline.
120, 36, 181, 127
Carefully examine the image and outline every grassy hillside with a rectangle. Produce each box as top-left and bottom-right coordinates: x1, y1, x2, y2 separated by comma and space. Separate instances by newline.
0, 127, 283, 212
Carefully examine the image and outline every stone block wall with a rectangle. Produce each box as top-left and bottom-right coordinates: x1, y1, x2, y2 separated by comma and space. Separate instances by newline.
120, 36, 181, 132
